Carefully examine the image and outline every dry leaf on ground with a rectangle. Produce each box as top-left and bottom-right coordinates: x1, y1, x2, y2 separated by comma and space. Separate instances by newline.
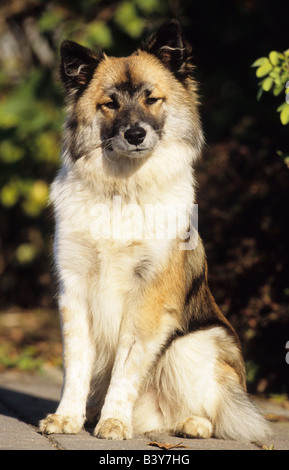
148, 441, 189, 450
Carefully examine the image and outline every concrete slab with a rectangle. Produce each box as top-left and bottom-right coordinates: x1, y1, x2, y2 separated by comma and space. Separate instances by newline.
0, 369, 287, 451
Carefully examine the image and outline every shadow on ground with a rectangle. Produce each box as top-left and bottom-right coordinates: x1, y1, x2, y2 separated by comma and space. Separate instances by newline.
0, 386, 58, 426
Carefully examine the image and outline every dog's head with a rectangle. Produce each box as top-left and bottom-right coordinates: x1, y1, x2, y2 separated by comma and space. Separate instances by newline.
60, 20, 202, 163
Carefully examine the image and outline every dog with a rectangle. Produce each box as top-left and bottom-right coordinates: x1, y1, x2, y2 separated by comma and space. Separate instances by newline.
39, 20, 270, 441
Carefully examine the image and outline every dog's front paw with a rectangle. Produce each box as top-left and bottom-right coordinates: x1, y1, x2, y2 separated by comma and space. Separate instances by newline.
94, 418, 131, 440
39, 413, 83, 435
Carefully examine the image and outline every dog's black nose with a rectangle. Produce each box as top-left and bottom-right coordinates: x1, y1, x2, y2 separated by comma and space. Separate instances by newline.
124, 126, 146, 146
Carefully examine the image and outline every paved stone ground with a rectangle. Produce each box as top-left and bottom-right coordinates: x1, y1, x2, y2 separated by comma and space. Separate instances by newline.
0, 368, 288, 451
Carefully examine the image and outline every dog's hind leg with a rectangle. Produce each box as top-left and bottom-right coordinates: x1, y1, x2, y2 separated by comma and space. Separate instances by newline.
175, 416, 213, 439
152, 329, 217, 437
153, 327, 270, 442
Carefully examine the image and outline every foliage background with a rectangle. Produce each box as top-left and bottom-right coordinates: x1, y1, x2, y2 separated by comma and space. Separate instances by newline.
0, 0, 288, 395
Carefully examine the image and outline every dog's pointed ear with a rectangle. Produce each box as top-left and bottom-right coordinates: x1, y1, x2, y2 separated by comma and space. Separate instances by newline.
141, 20, 193, 80
60, 40, 103, 93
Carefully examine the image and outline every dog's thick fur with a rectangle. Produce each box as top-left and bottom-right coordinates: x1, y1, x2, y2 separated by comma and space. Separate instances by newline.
39, 21, 270, 441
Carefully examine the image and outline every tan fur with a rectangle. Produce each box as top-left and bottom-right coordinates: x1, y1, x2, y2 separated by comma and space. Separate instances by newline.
135, 245, 185, 338
39, 21, 270, 442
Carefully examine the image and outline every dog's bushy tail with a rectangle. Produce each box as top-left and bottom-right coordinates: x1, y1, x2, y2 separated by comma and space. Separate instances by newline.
214, 379, 271, 442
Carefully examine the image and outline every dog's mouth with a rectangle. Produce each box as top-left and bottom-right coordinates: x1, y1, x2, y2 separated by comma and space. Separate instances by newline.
105, 143, 151, 159
129, 147, 149, 155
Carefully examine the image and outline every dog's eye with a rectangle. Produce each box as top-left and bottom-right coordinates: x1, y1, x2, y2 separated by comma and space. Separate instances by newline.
146, 97, 160, 106
103, 101, 117, 110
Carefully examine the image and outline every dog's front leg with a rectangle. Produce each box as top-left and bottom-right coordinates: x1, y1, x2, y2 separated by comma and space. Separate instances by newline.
39, 292, 95, 434
94, 305, 178, 440
94, 331, 159, 440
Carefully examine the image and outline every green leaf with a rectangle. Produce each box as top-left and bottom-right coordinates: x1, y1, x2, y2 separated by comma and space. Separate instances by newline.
0, 140, 25, 163
0, 181, 20, 207
37, 9, 62, 32
280, 71, 289, 85
15, 243, 38, 264
252, 57, 268, 67
256, 60, 273, 78
115, 1, 145, 38
22, 180, 49, 217
269, 67, 281, 79
277, 102, 286, 112
280, 103, 289, 125
261, 77, 273, 92
136, 0, 161, 14
269, 50, 281, 66
273, 84, 285, 96
86, 21, 113, 49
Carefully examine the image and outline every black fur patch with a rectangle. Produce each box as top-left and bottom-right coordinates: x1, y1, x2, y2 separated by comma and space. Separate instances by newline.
115, 65, 144, 96
60, 40, 103, 97
140, 20, 193, 83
